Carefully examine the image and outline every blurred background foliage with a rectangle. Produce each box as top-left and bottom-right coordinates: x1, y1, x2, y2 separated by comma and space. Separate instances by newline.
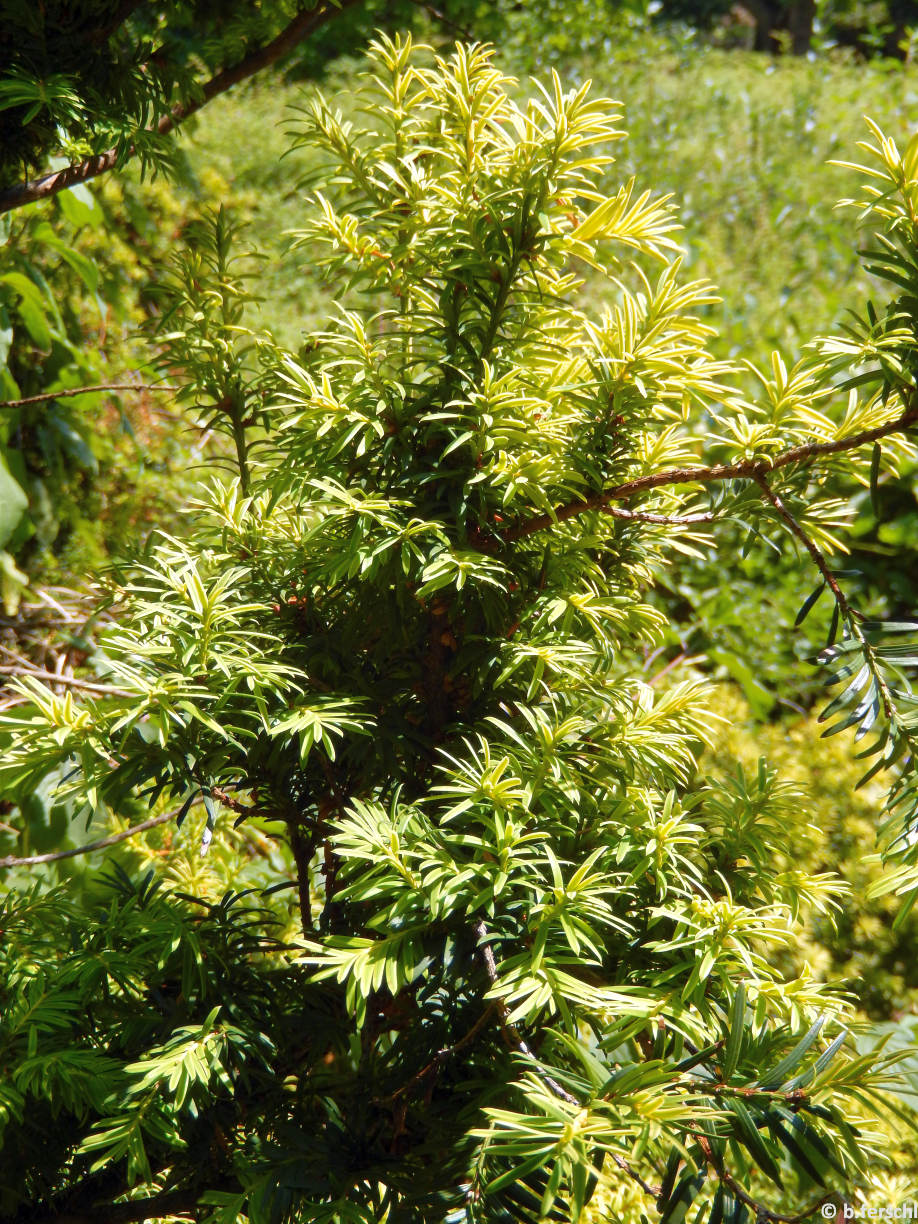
2, 0, 918, 1200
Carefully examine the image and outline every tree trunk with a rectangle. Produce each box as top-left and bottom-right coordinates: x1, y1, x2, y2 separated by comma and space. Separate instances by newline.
744, 0, 814, 53
788, 0, 815, 53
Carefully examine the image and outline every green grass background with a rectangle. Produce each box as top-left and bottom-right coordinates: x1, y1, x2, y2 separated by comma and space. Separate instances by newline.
173, 36, 918, 371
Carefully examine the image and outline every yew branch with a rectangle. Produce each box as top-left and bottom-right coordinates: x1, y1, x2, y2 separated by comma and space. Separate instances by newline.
0, 383, 176, 408
504, 401, 918, 541
0, 808, 181, 869
0, 664, 131, 696
752, 472, 852, 618
0, 1, 362, 215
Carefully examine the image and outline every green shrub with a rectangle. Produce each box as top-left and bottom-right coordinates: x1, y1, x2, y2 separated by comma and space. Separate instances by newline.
2, 35, 918, 1223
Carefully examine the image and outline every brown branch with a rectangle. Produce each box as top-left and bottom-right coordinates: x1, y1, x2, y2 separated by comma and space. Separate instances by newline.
590, 1144, 657, 1200
0, 808, 179, 870
504, 402, 918, 542
472, 918, 580, 1106
752, 471, 906, 727
719, 1172, 841, 1224
647, 651, 705, 687
210, 785, 249, 814
0, 383, 176, 408
0, 664, 131, 696
685, 1076, 807, 1102
610, 1153, 659, 1200
752, 473, 852, 618
0, 0, 362, 215
604, 506, 717, 526
671, 1130, 841, 1223
472, 919, 661, 1198
413, 0, 475, 39
288, 818, 317, 938
390, 1003, 498, 1101
323, 835, 340, 920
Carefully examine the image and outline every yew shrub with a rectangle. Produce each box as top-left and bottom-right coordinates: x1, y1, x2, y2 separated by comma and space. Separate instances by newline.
2, 37, 918, 1224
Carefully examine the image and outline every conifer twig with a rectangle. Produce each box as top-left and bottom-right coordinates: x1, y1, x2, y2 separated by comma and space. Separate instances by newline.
472, 918, 580, 1105
0, 0, 363, 215
0, 808, 182, 869
0, 664, 131, 696
752, 472, 852, 617
605, 506, 717, 525
717, 1174, 841, 1224
390, 1004, 497, 1100
505, 402, 918, 541
0, 384, 176, 408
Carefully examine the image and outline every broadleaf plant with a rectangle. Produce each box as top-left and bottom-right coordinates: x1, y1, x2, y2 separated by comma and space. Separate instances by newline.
2, 36, 918, 1224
